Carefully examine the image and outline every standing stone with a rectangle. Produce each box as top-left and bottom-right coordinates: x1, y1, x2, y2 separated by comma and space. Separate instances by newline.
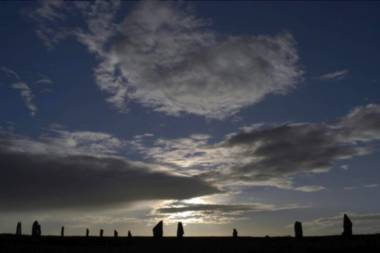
342, 214, 352, 237
86, 228, 90, 237
32, 221, 41, 237
100, 229, 104, 237
114, 230, 118, 237
153, 220, 163, 238
177, 222, 184, 238
61, 226, 65, 237
232, 229, 238, 238
128, 230, 132, 238
294, 221, 303, 239
16, 222, 22, 235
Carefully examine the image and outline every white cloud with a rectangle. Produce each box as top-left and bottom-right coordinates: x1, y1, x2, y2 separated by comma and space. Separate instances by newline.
31, 0, 303, 119
320, 69, 349, 80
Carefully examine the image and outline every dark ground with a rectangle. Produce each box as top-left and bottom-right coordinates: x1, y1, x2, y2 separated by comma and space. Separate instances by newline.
1, 234, 380, 253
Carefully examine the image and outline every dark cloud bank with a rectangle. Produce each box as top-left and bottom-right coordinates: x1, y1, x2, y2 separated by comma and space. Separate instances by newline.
0, 139, 218, 212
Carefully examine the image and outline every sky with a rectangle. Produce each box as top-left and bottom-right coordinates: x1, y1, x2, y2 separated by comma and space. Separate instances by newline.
1, 0, 380, 237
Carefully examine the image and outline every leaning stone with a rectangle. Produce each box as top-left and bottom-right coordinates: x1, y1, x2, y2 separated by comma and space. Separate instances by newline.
153, 220, 163, 238
342, 214, 353, 237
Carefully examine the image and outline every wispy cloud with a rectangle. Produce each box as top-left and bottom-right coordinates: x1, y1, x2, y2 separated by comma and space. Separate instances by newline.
1, 67, 37, 116
11, 82, 38, 116
320, 69, 349, 80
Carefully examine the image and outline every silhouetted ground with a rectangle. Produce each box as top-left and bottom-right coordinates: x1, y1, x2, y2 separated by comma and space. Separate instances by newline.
1, 234, 380, 252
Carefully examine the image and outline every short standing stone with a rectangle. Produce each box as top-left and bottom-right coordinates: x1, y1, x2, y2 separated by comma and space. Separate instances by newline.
294, 221, 303, 239
342, 214, 353, 237
114, 230, 118, 237
177, 222, 184, 238
128, 230, 132, 238
233, 229, 238, 238
153, 220, 163, 238
100, 229, 104, 237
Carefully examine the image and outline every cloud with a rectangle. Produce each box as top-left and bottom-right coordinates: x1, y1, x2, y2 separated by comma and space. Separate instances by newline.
157, 202, 305, 214
319, 69, 349, 80
339, 104, 380, 142
31, 0, 303, 119
1, 67, 38, 116
11, 82, 38, 116
134, 104, 380, 190
344, 184, 378, 190
152, 199, 307, 224
0, 66, 20, 80
0, 131, 219, 212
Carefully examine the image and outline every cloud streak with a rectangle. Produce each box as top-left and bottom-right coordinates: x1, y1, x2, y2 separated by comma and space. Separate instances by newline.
320, 69, 349, 80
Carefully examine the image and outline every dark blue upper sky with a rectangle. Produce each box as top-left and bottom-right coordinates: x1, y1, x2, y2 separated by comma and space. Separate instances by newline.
0, 1, 380, 236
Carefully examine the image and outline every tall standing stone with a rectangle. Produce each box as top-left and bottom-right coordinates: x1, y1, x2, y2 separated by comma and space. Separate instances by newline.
153, 220, 163, 238
177, 222, 184, 238
86, 228, 90, 237
16, 222, 22, 235
32, 221, 41, 237
232, 229, 238, 238
100, 229, 104, 237
342, 214, 352, 237
61, 226, 64, 237
294, 221, 303, 239
114, 230, 118, 237
128, 230, 132, 238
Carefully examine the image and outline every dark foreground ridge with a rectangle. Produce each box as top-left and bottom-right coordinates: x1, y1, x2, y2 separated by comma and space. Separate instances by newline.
1, 215, 379, 252
1, 234, 380, 253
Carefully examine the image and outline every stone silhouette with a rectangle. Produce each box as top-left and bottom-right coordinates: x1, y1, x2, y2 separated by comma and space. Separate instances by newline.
128, 230, 132, 238
114, 230, 118, 237
61, 226, 64, 237
294, 221, 303, 239
233, 229, 238, 238
16, 222, 22, 235
86, 228, 89, 237
177, 222, 184, 238
153, 220, 163, 238
342, 214, 353, 237
100, 229, 104, 237
32, 221, 41, 237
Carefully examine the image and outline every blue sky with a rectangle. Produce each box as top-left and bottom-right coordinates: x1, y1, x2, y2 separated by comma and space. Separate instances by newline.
0, 0, 380, 236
